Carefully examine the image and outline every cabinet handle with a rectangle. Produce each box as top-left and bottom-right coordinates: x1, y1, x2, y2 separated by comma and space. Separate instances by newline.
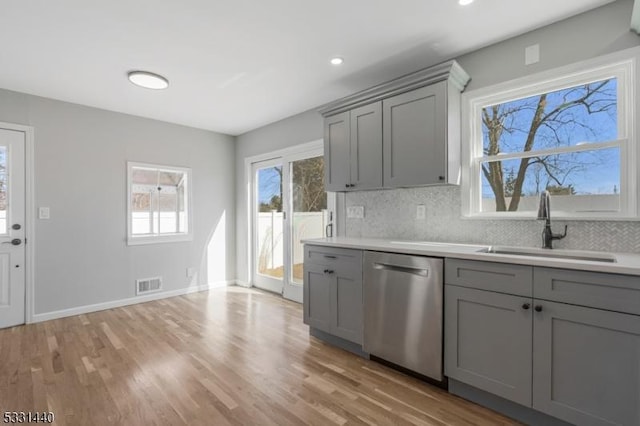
438, 176, 445, 181
534, 305, 543, 312
345, 184, 350, 188
323, 269, 334, 274
324, 255, 337, 259
522, 303, 530, 310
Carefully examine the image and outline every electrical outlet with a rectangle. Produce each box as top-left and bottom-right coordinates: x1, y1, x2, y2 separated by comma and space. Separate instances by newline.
525, 44, 540, 65
186, 267, 196, 278
416, 204, 426, 220
347, 206, 365, 219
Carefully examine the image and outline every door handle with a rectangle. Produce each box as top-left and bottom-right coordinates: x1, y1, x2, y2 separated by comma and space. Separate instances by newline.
373, 262, 428, 277
2, 238, 22, 246
325, 223, 333, 238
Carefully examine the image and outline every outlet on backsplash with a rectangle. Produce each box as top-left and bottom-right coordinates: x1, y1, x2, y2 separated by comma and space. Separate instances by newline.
416, 204, 426, 220
347, 206, 365, 219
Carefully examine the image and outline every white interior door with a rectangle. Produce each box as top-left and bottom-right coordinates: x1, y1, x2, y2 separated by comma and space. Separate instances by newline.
0, 127, 26, 329
251, 146, 333, 303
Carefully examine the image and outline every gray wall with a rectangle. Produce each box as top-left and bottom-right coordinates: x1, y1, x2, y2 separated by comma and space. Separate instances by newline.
0, 89, 236, 316
236, 0, 640, 285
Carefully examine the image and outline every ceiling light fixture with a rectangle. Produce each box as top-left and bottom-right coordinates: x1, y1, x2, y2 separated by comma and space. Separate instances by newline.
459, 0, 474, 5
330, 57, 344, 66
127, 71, 169, 90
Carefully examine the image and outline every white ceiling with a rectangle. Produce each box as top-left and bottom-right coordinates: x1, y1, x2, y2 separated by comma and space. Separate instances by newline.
0, 0, 616, 136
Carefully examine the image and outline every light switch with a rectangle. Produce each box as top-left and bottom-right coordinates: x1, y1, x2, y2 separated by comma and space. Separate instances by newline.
39, 207, 50, 220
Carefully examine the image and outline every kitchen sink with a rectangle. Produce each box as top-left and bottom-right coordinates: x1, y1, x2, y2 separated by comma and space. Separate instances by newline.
478, 246, 617, 263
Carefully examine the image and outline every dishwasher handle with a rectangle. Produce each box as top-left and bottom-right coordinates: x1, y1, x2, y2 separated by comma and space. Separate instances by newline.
373, 262, 429, 277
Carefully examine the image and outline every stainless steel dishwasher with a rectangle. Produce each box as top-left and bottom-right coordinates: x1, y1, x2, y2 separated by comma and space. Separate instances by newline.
363, 251, 443, 381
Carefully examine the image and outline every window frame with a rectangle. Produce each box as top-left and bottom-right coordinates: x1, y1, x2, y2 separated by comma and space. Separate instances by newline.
461, 48, 639, 220
127, 161, 193, 245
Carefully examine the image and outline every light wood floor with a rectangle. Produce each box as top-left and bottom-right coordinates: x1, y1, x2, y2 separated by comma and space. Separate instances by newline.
0, 287, 517, 425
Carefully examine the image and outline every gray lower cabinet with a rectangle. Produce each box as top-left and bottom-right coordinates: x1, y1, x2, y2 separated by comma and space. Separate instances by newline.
303, 245, 363, 344
533, 300, 640, 426
445, 285, 533, 406
304, 262, 334, 333
445, 258, 640, 426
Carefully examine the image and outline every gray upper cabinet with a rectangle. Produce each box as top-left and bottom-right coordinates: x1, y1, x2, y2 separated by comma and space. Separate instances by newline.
319, 60, 470, 191
349, 102, 382, 190
383, 82, 447, 187
324, 112, 350, 192
323, 104, 382, 191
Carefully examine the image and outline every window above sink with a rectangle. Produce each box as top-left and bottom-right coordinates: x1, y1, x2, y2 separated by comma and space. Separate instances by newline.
461, 47, 640, 220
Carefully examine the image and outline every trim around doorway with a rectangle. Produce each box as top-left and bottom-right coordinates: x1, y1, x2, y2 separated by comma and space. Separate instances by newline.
0, 121, 35, 324
244, 139, 332, 291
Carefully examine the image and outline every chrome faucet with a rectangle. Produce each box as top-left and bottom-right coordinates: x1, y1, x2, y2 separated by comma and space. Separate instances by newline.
537, 190, 567, 249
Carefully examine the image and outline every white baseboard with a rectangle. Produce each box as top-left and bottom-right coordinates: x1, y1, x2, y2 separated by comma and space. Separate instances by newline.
31, 280, 237, 323
235, 280, 251, 288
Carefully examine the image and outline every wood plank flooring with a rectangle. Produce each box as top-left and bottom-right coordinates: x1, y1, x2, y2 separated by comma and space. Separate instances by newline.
0, 287, 518, 425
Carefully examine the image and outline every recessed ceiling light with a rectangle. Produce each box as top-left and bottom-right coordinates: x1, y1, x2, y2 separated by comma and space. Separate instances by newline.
330, 57, 344, 66
459, 0, 474, 5
127, 71, 169, 90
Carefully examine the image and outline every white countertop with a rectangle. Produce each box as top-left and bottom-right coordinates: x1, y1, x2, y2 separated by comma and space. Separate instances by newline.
302, 237, 640, 276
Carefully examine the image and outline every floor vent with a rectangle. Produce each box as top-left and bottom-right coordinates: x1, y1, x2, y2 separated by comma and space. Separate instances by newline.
136, 277, 162, 295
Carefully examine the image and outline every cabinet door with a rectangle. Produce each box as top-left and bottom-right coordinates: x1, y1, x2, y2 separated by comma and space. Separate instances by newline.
324, 112, 351, 191
333, 270, 363, 344
349, 102, 382, 190
533, 301, 640, 426
383, 82, 447, 187
445, 285, 533, 406
303, 263, 334, 334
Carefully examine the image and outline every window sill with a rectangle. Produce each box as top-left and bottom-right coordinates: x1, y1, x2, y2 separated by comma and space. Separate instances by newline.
127, 233, 193, 246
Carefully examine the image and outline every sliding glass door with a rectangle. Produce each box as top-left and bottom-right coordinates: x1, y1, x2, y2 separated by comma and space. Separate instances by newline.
252, 147, 332, 302
253, 158, 284, 293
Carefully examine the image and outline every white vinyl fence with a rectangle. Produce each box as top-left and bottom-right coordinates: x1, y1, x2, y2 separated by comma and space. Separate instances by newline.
132, 212, 187, 235
257, 210, 327, 272
482, 194, 619, 213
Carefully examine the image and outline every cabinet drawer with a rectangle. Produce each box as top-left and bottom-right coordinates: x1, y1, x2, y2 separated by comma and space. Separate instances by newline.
534, 268, 640, 315
305, 245, 362, 272
445, 259, 532, 297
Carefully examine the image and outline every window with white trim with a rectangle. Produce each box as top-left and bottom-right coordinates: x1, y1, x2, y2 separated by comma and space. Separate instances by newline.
462, 55, 637, 219
127, 162, 192, 245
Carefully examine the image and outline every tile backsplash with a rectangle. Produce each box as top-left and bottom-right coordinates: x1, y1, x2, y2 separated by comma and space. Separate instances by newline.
345, 186, 640, 253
